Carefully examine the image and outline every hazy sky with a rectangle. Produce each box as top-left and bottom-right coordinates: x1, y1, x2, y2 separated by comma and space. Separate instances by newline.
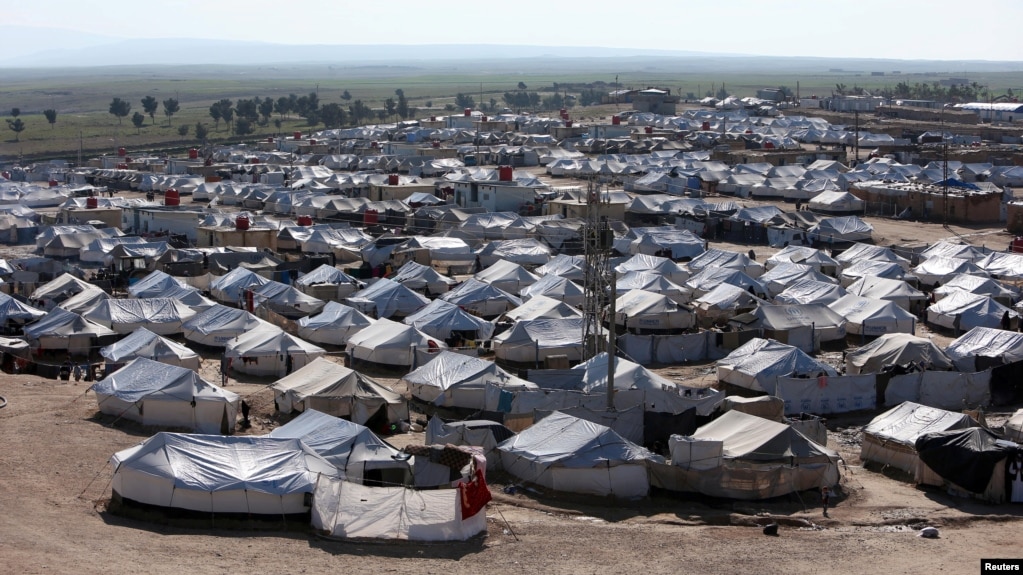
11, 0, 1023, 61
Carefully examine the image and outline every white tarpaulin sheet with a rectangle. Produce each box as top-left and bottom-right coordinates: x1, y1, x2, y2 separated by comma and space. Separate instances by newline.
884, 370, 992, 409
775, 374, 876, 415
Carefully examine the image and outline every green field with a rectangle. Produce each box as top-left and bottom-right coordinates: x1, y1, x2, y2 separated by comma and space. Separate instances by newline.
3, 61, 1023, 164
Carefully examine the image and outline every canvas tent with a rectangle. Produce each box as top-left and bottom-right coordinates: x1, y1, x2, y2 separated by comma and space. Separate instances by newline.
613, 289, 694, 333
717, 338, 837, 395
844, 333, 953, 375
520, 274, 586, 307
807, 191, 865, 215
390, 261, 457, 296
346, 318, 446, 368
440, 278, 522, 318
224, 326, 326, 377
934, 274, 1017, 307
650, 410, 840, 499
0, 291, 46, 329
614, 253, 690, 285
926, 291, 1018, 332
502, 294, 582, 322
403, 351, 536, 410
296, 301, 375, 346
915, 427, 1023, 503
473, 259, 539, 294
807, 216, 873, 244
83, 298, 197, 336
182, 304, 276, 347
498, 411, 662, 498
345, 278, 431, 319
251, 281, 326, 317
426, 417, 515, 470
209, 267, 272, 305
403, 299, 495, 343
731, 304, 846, 351
91, 358, 239, 433
945, 327, 1023, 372
765, 245, 840, 276
22, 307, 118, 355
111, 433, 337, 514
912, 256, 986, 287
493, 317, 588, 364
271, 357, 408, 427
846, 276, 927, 312
827, 294, 917, 336
100, 327, 201, 371
775, 279, 848, 306
860, 401, 975, 474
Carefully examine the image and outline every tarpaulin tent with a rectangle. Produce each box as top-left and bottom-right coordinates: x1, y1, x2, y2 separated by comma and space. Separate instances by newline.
860, 401, 975, 474
403, 351, 536, 410
717, 338, 837, 394
272, 357, 408, 427
845, 333, 953, 375
100, 327, 200, 371
296, 301, 374, 346
224, 326, 326, 377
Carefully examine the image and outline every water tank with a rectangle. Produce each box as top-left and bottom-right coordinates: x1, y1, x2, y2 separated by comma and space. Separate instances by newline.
764, 141, 775, 149
188, 148, 199, 159
388, 173, 400, 186
293, 131, 302, 140
235, 215, 250, 231
117, 147, 127, 157
86, 197, 98, 209
363, 208, 379, 226
297, 215, 313, 226
432, 140, 440, 149
310, 139, 318, 146
644, 126, 653, 134
498, 165, 513, 182
429, 116, 436, 122
701, 121, 711, 131
48, 179, 58, 187
267, 136, 274, 143
371, 141, 379, 149
611, 115, 621, 125
464, 108, 472, 117
560, 108, 568, 119
165, 189, 180, 206
565, 120, 573, 128
250, 158, 260, 164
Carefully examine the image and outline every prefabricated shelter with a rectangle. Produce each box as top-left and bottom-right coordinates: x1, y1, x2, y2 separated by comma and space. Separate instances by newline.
403, 299, 496, 343
915, 427, 1023, 504
827, 294, 917, 336
717, 337, 838, 395
613, 289, 695, 333
493, 317, 589, 365
182, 304, 276, 347
860, 401, 975, 474
269, 409, 408, 484
403, 351, 536, 410
346, 318, 446, 369
844, 333, 953, 375
345, 278, 431, 319
83, 298, 198, 336
296, 301, 375, 346
650, 410, 840, 499
22, 307, 118, 356
224, 326, 326, 377
498, 411, 662, 498
110, 433, 337, 515
945, 327, 1023, 372
926, 291, 1019, 332
91, 358, 239, 433
100, 327, 201, 371
426, 417, 516, 470
271, 357, 408, 427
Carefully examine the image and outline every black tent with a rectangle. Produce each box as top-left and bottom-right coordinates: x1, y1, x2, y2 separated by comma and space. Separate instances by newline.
916, 427, 1021, 503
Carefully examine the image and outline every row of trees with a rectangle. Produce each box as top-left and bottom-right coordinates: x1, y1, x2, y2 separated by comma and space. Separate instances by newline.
6, 107, 60, 141
108, 96, 181, 126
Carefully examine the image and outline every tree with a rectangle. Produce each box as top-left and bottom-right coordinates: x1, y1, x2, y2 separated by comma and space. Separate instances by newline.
131, 111, 146, 134
258, 97, 274, 125
454, 93, 475, 110
274, 96, 291, 119
162, 98, 180, 125
6, 118, 25, 141
209, 99, 233, 130
109, 98, 131, 124
177, 124, 190, 137
395, 88, 409, 119
384, 97, 397, 119
320, 103, 344, 129
517, 81, 527, 90
234, 117, 254, 136
43, 109, 57, 129
11, 108, 20, 118
194, 122, 209, 142
235, 98, 259, 122
425, 100, 432, 108
341, 90, 352, 101
141, 95, 159, 124
208, 103, 222, 129
348, 100, 372, 125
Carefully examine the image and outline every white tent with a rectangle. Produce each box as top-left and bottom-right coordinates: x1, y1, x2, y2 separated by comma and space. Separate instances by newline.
759, 263, 836, 297
92, 358, 239, 433
926, 290, 1018, 332
345, 278, 431, 319
251, 281, 326, 317
83, 298, 197, 335
614, 253, 690, 285
403, 351, 536, 410
182, 304, 276, 347
807, 191, 865, 215
0, 291, 46, 327
30, 273, 95, 309
403, 299, 495, 342
613, 289, 694, 332
845, 333, 953, 375
614, 271, 693, 304
475, 238, 552, 268
23, 307, 118, 355
860, 402, 975, 474
100, 327, 201, 371
269, 409, 407, 484
224, 326, 326, 377
493, 317, 588, 364
732, 304, 847, 351
390, 261, 457, 296
502, 294, 582, 322
651, 410, 840, 499
426, 417, 515, 470
912, 256, 986, 287
347, 318, 446, 368
111, 433, 337, 514
919, 240, 987, 263
828, 294, 917, 336
498, 411, 662, 498
127, 270, 190, 299
297, 301, 375, 346
271, 357, 408, 426
717, 338, 837, 394
520, 274, 586, 307
835, 243, 910, 270
775, 279, 848, 306
473, 259, 539, 294
209, 267, 272, 305
440, 278, 522, 318
295, 264, 364, 301
686, 267, 768, 299
934, 274, 1017, 307
839, 260, 917, 288
946, 326, 1023, 372
688, 248, 764, 278
56, 286, 111, 315
846, 276, 927, 312
571, 353, 723, 416
534, 254, 588, 281
694, 283, 768, 326
765, 245, 840, 276
807, 215, 873, 243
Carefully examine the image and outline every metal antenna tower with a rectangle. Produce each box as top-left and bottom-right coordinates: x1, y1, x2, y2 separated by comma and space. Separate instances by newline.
581, 179, 616, 408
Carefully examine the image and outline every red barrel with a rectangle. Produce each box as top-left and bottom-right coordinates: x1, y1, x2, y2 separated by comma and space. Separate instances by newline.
363, 209, 379, 226
432, 140, 440, 148
165, 189, 180, 206
310, 139, 317, 146
48, 179, 59, 187
701, 121, 711, 131
429, 116, 436, 122
644, 126, 653, 134
611, 115, 620, 125
464, 108, 472, 117
188, 148, 199, 159
388, 173, 399, 185
371, 141, 379, 149
235, 215, 250, 230
117, 147, 127, 157
293, 131, 302, 140
86, 197, 98, 209
297, 215, 313, 226
116, 163, 128, 170
250, 158, 259, 164
498, 165, 513, 181
565, 120, 573, 128
267, 136, 274, 143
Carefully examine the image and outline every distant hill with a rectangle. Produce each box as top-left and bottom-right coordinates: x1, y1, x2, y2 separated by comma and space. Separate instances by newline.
2, 32, 1022, 73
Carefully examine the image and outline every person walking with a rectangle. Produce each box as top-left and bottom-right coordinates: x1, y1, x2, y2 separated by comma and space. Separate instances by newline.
821, 485, 831, 517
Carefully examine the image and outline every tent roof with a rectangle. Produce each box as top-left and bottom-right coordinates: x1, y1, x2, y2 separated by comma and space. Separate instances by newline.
91, 357, 234, 403
863, 401, 975, 446
497, 411, 658, 467
693, 410, 837, 461
845, 333, 953, 373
